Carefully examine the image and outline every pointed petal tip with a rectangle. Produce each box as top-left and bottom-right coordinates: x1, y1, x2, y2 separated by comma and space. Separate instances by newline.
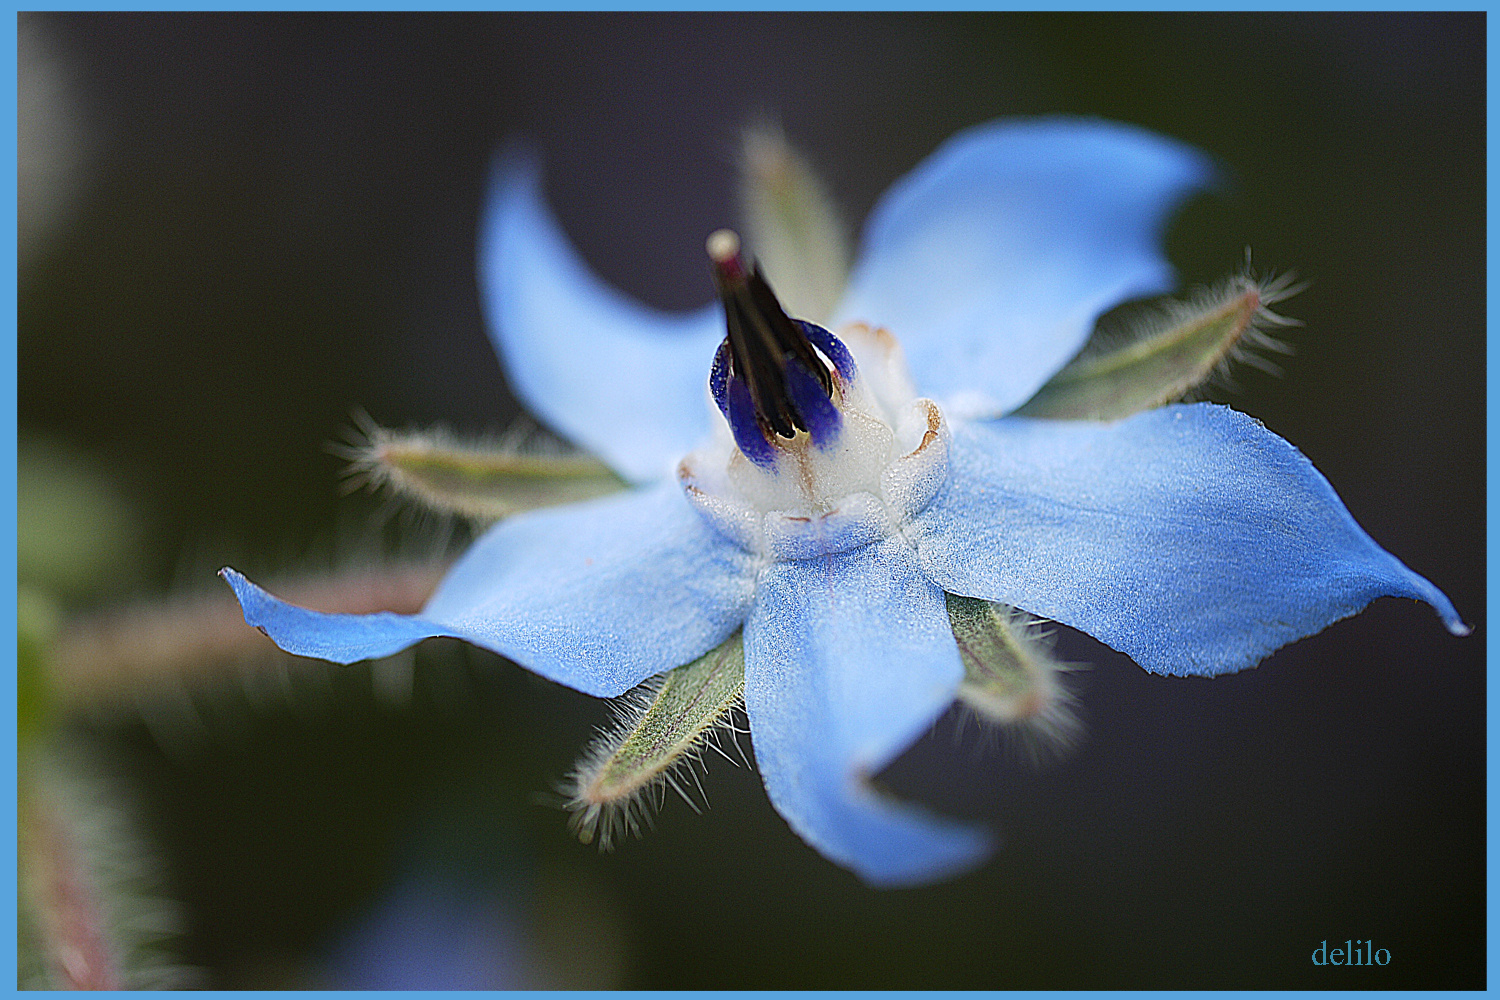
747, 538, 993, 886
218, 565, 261, 610
482, 141, 546, 233
1429, 592, 1471, 637
915, 409, 1468, 678
215, 566, 441, 666
490, 138, 543, 185
1390, 559, 1470, 638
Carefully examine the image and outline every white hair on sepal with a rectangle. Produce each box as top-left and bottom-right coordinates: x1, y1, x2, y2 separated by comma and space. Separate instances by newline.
333, 409, 624, 526
1182, 262, 1305, 397
563, 679, 667, 849
1021, 259, 1306, 422
948, 596, 1085, 766
562, 636, 747, 851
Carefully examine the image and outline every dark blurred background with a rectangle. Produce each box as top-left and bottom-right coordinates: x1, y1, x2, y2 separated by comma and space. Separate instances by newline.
18, 12, 1483, 988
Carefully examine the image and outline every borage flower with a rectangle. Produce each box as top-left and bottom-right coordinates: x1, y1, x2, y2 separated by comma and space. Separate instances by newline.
223, 118, 1466, 886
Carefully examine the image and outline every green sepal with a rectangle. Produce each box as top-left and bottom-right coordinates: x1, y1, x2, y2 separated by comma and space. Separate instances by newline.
1014, 276, 1294, 421
352, 424, 625, 522
738, 121, 851, 325
568, 633, 746, 847
947, 594, 1078, 748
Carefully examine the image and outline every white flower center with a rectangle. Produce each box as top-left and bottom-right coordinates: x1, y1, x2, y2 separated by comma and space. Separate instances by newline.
678, 323, 951, 559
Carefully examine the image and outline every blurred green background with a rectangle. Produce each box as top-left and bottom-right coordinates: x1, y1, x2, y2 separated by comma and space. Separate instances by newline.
18, 12, 1483, 988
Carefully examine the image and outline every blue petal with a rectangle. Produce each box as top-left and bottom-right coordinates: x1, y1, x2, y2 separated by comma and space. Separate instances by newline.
910, 406, 1468, 677
744, 534, 993, 886
222, 567, 451, 665
225, 483, 758, 697
478, 148, 725, 484
833, 118, 1215, 418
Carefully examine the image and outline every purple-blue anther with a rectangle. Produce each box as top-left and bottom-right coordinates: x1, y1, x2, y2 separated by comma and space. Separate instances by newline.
783, 360, 842, 449
798, 320, 858, 384
709, 339, 732, 416
725, 376, 779, 469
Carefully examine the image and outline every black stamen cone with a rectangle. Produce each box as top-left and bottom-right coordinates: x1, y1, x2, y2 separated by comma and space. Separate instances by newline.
708, 230, 833, 440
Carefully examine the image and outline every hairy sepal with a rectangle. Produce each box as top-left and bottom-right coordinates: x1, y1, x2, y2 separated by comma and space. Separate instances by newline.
345, 422, 625, 522
566, 632, 746, 849
1015, 272, 1299, 421
738, 120, 851, 325
946, 594, 1079, 756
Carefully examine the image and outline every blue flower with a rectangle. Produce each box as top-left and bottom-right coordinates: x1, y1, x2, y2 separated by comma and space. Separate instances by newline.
223, 118, 1466, 886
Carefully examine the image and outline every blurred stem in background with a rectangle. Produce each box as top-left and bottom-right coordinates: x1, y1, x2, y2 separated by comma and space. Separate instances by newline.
18, 437, 191, 988
18, 21, 633, 967
15, 433, 440, 987
17, 433, 631, 988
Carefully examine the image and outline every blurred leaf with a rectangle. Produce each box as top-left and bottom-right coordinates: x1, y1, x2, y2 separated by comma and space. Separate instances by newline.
18, 584, 62, 746
19, 747, 195, 989
18, 435, 141, 596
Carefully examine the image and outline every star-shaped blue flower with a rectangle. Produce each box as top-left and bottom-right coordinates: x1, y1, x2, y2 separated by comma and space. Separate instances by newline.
223, 118, 1465, 886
